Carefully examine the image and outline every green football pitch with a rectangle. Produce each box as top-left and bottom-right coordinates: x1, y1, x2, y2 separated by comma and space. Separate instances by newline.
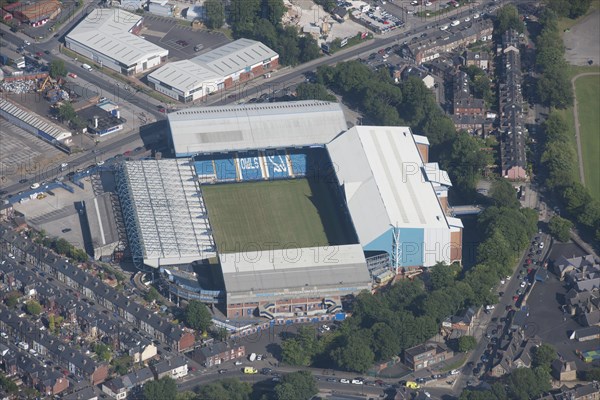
201, 178, 355, 253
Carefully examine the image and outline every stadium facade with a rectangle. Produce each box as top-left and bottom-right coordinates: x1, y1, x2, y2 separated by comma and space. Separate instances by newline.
117, 101, 463, 319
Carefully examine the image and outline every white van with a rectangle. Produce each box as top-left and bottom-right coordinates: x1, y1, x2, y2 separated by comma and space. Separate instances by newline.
81, 63, 92, 71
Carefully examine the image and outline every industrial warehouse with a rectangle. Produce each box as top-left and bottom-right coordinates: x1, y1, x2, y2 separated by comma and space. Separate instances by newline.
147, 39, 279, 102
113, 101, 463, 319
65, 8, 169, 75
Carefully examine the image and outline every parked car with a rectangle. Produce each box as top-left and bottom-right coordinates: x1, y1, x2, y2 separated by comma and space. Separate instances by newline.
340, 378, 350, 384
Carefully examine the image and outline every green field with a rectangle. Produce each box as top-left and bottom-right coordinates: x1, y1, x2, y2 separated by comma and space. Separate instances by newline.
574, 75, 600, 200
201, 179, 354, 253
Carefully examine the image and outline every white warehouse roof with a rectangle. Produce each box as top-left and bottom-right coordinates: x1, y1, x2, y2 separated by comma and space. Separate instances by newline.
191, 38, 278, 78
0, 98, 71, 141
327, 126, 450, 245
66, 8, 168, 67
168, 100, 348, 156
148, 59, 221, 95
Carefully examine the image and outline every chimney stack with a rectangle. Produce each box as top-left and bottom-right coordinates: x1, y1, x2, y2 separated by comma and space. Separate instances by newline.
93, 116, 99, 129
116, 110, 120, 119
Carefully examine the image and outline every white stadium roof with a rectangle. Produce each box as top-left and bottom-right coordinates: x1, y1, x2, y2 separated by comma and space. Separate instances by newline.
220, 244, 370, 298
66, 8, 167, 67
168, 100, 349, 156
120, 159, 216, 267
327, 126, 450, 246
191, 38, 279, 78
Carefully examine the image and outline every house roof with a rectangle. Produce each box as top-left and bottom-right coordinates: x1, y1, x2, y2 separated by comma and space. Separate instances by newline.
152, 355, 188, 375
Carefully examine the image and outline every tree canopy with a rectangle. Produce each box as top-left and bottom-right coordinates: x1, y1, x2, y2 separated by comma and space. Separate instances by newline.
144, 377, 177, 400
496, 5, 524, 33
49, 59, 67, 79
458, 336, 477, 352
204, 0, 225, 29
228, 0, 319, 66
26, 300, 42, 316
196, 378, 252, 400
274, 371, 318, 400
184, 300, 212, 332
548, 216, 573, 242
531, 343, 557, 369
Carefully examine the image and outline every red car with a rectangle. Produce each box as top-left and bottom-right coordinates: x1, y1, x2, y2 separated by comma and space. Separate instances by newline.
526, 258, 532, 265
123, 150, 132, 156
35, 51, 43, 57
513, 296, 519, 302
67, 72, 77, 78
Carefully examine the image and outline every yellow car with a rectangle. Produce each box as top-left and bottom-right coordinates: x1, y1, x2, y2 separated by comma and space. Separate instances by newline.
405, 381, 420, 389
243, 367, 258, 374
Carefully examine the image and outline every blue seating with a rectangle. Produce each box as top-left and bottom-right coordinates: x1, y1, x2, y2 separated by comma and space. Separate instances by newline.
194, 160, 215, 177
288, 152, 307, 176
237, 151, 263, 181
213, 157, 237, 181
264, 150, 289, 179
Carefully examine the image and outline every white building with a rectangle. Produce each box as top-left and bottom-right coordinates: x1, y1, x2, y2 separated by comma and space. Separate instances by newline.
327, 126, 463, 269
148, 39, 278, 102
65, 8, 168, 75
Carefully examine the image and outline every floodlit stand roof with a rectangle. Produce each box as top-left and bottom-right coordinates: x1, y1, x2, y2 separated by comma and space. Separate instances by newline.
168, 101, 349, 156
220, 244, 371, 302
118, 159, 216, 267
66, 8, 168, 68
328, 125, 451, 247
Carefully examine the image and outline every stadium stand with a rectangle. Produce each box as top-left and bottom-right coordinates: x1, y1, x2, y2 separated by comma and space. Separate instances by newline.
213, 157, 237, 181
263, 149, 289, 179
193, 148, 318, 183
288, 151, 308, 177
238, 151, 263, 181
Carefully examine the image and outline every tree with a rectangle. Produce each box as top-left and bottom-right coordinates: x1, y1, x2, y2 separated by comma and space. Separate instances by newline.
93, 343, 112, 362
458, 336, 477, 352
145, 287, 160, 303
496, 4, 524, 33
582, 367, 600, 381
548, 216, 573, 242
26, 300, 42, 316
0, 373, 18, 394
58, 103, 77, 124
111, 355, 133, 375
274, 371, 318, 400
261, 0, 285, 25
295, 83, 336, 102
184, 300, 212, 332
49, 59, 67, 79
144, 377, 177, 400
370, 322, 400, 361
281, 326, 321, 366
204, 0, 225, 29
505, 367, 551, 400
489, 179, 520, 209
5, 292, 19, 308
531, 343, 557, 369
330, 333, 375, 372
196, 378, 252, 400
429, 262, 459, 291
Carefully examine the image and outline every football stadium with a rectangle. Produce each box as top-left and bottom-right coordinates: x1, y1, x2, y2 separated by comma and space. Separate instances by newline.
116, 101, 462, 319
